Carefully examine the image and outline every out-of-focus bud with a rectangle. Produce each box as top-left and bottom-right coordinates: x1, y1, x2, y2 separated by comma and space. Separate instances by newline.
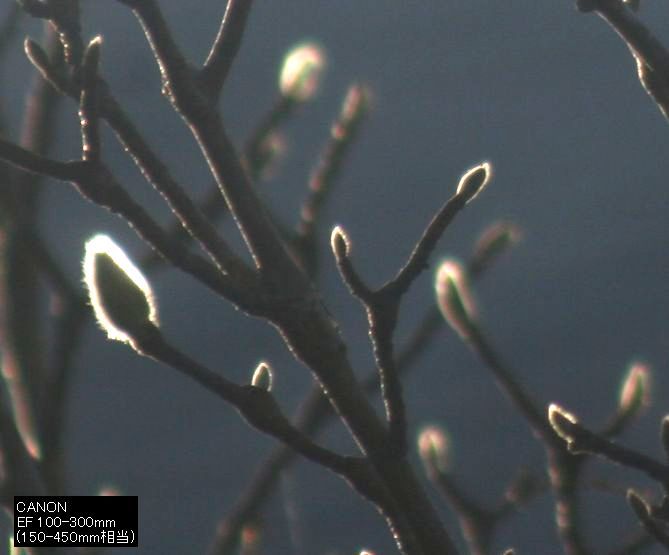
241, 522, 262, 553
83, 234, 158, 345
435, 258, 478, 340
418, 425, 451, 474
456, 162, 492, 204
337, 84, 372, 132
255, 131, 287, 181
618, 361, 651, 419
504, 468, 541, 506
251, 361, 273, 392
547, 403, 579, 443
279, 41, 326, 102
470, 221, 522, 273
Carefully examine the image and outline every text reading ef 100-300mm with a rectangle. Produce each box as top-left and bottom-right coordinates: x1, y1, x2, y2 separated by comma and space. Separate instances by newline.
14, 496, 138, 548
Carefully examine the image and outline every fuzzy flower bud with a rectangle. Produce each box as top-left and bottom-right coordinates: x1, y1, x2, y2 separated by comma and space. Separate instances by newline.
618, 361, 651, 419
435, 258, 478, 340
471, 221, 522, 272
279, 41, 326, 102
251, 361, 273, 392
83, 234, 158, 344
330, 225, 351, 260
418, 425, 451, 474
456, 162, 493, 204
548, 403, 579, 443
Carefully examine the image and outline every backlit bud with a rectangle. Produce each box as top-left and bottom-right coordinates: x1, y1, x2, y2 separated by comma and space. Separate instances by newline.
548, 403, 579, 442
456, 162, 492, 204
256, 131, 287, 181
251, 361, 273, 392
435, 258, 477, 339
330, 225, 351, 259
618, 361, 651, 418
471, 221, 522, 272
83, 234, 158, 344
279, 41, 326, 102
339, 83, 372, 130
418, 425, 451, 474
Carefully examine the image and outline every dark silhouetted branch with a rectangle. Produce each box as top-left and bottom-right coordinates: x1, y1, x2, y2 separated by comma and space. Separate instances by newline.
200, 0, 255, 98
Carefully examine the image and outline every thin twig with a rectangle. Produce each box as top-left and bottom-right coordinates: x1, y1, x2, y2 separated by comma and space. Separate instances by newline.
79, 37, 102, 163
24, 35, 258, 288
296, 84, 370, 276
554, 414, 669, 485
210, 224, 518, 554
132, 326, 359, 479
0, 140, 252, 308
0, 22, 62, 467
200, 0, 255, 98
118, 0, 308, 288
578, 0, 669, 119
448, 305, 591, 553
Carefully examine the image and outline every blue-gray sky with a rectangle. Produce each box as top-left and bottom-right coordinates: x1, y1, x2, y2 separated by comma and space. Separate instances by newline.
3, 2, 669, 554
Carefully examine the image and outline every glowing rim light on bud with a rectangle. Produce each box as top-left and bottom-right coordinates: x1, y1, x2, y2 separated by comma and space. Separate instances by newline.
456, 161, 493, 204
251, 361, 274, 392
330, 225, 351, 257
619, 361, 651, 413
83, 234, 158, 343
418, 425, 450, 473
435, 258, 477, 339
279, 41, 326, 102
547, 403, 579, 441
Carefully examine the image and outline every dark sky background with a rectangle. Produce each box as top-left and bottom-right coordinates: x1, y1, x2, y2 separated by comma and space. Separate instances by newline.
3, 2, 669, 554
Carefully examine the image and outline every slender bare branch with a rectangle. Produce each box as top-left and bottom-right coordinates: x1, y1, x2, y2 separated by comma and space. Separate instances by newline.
200, 0, 255, 98
577, 0, 669, 120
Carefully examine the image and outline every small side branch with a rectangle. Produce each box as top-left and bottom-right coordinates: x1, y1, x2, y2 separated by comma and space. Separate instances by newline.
200, 0, 255, 98
331, 166, 492, 457
577, 0, 669, 120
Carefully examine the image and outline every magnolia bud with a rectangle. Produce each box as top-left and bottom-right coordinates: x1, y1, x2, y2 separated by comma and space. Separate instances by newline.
471, 221, 522, 272
251, 361, 273, 392
456, 162, 492, 204
435, 258, 477, 339
548, 403, 579, 443
83, 234, 158, 344
279, 41, 326, 102
418, 425, 451, 474
624, 0, 640, 11
618, 361, 651, 419
339, 83, 372, 130
330, 225, 351, 259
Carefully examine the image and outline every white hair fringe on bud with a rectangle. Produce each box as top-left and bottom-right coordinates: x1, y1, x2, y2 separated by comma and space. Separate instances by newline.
83, 234, 158, 344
